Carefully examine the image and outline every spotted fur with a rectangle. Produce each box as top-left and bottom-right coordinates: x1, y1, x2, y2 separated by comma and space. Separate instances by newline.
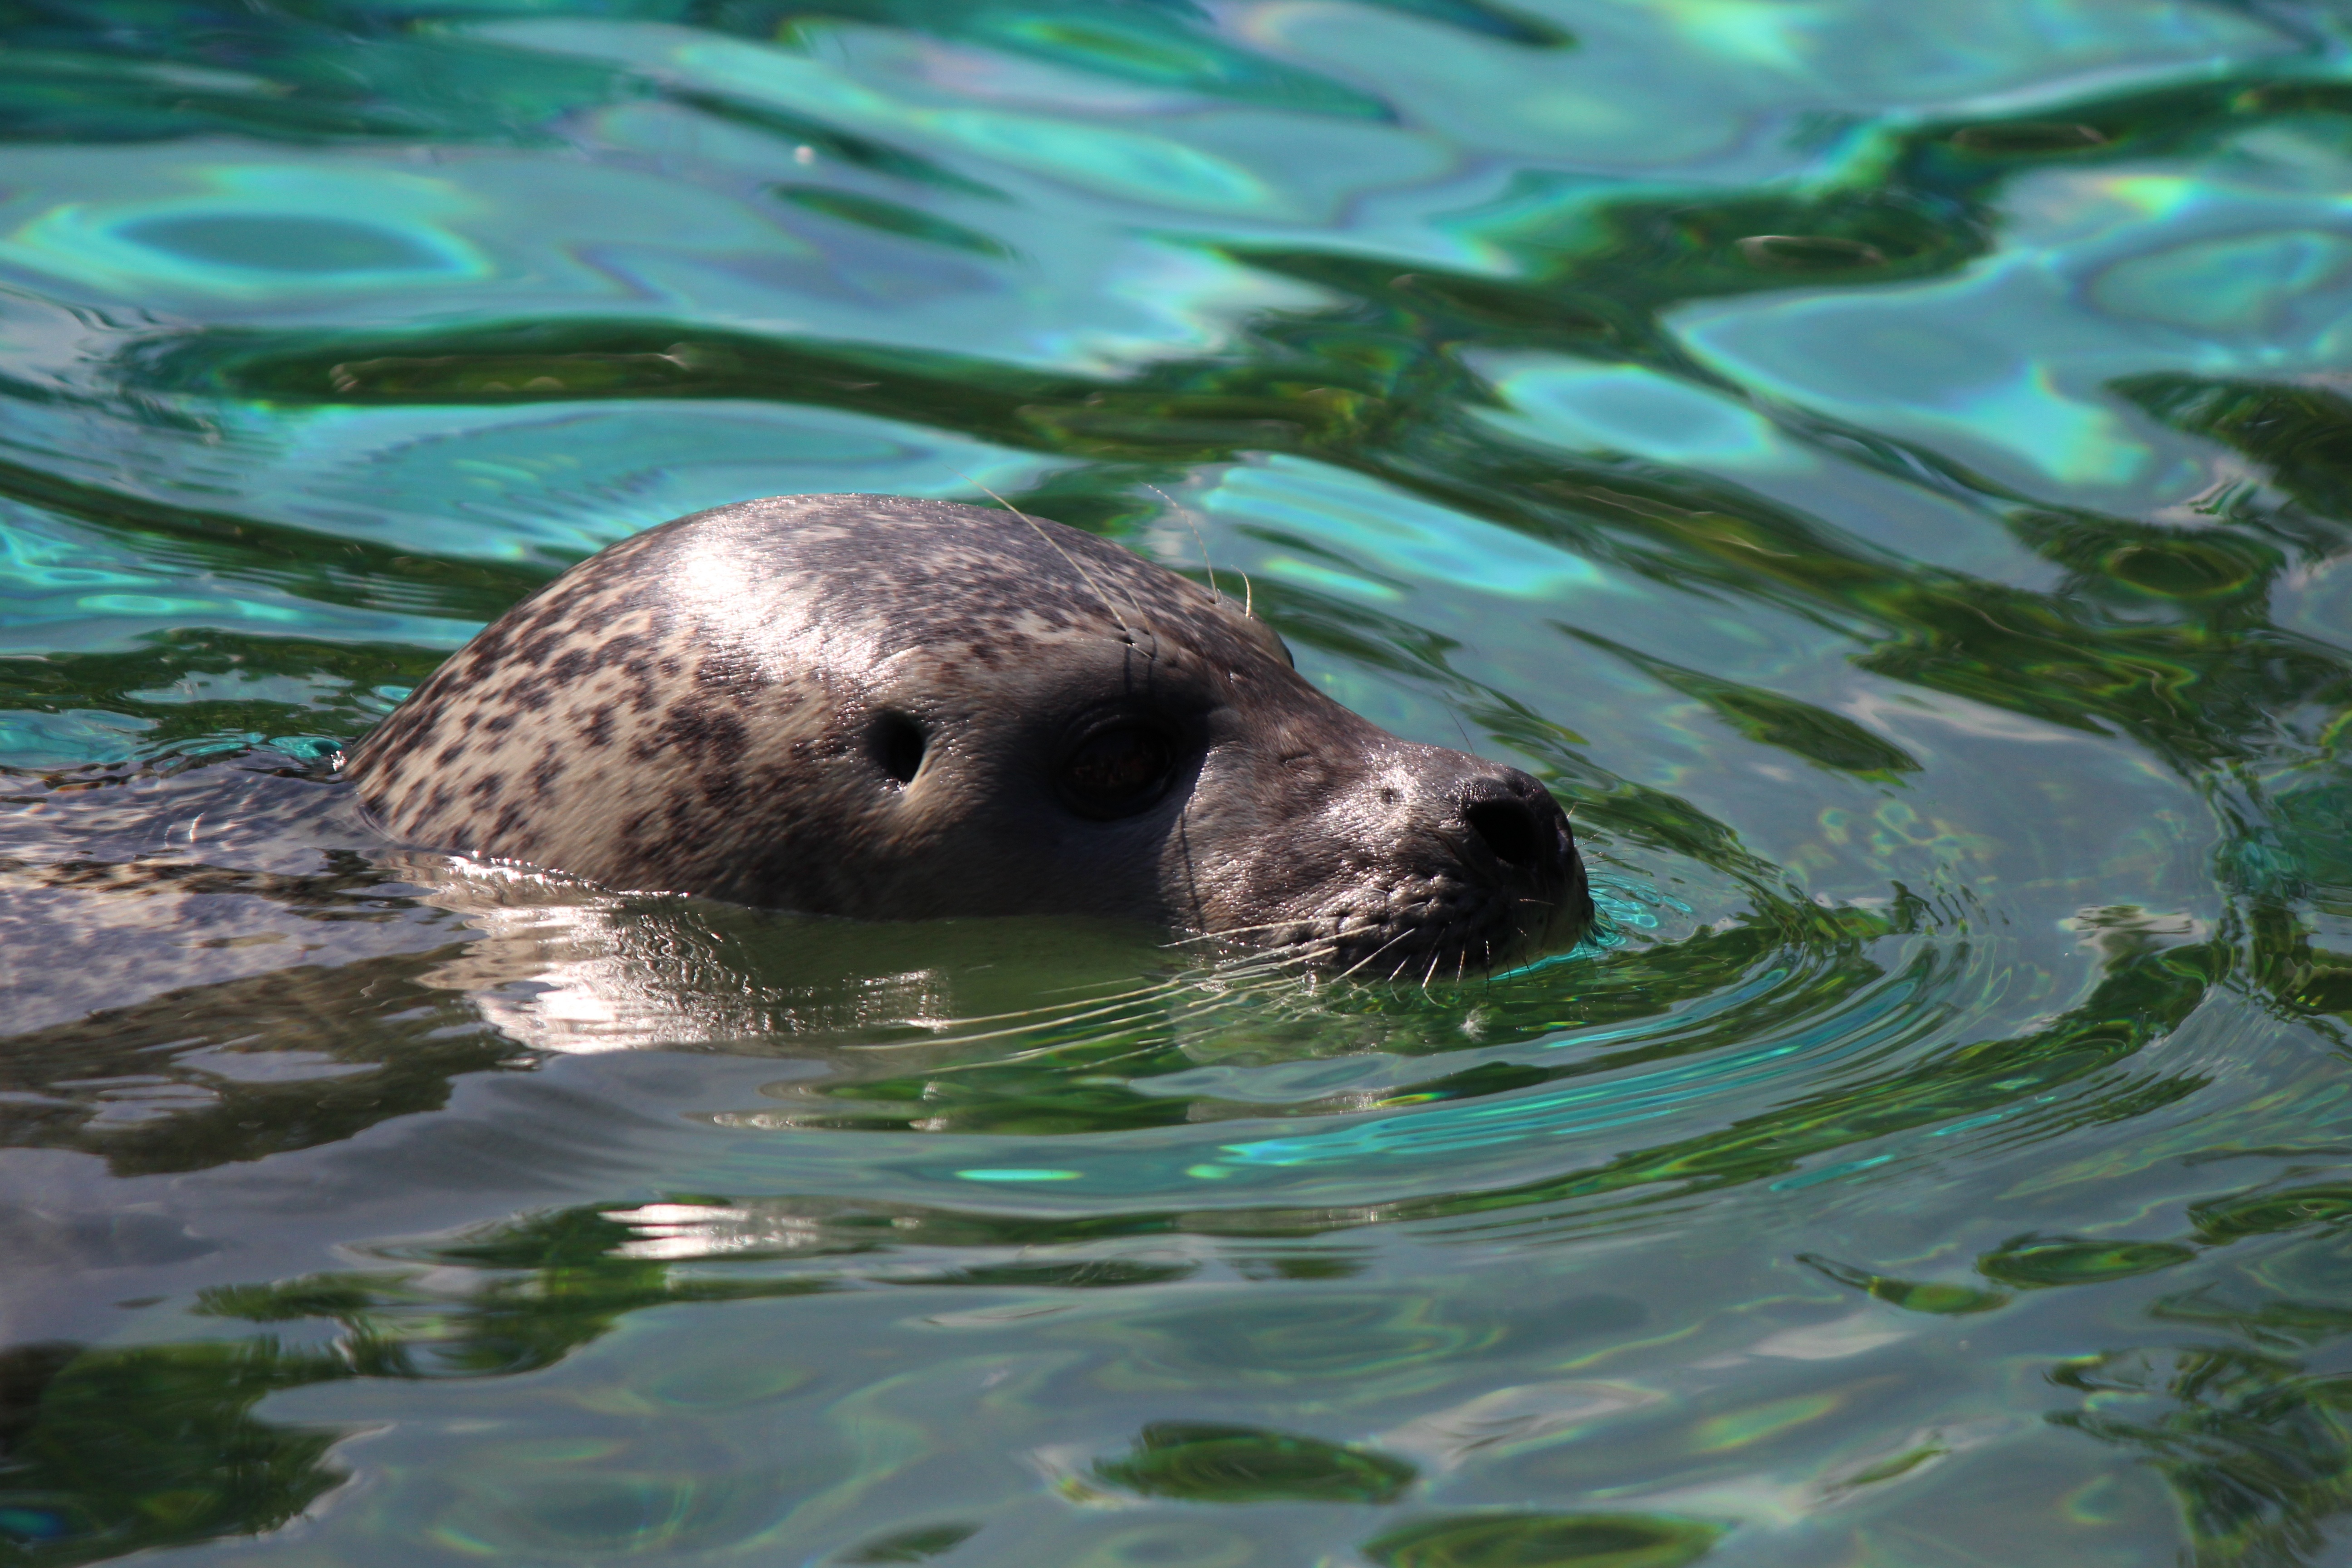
346, 495, 1589, 974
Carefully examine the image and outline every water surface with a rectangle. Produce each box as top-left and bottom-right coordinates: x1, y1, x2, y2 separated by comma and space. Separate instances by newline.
5, 1, 2352, 1564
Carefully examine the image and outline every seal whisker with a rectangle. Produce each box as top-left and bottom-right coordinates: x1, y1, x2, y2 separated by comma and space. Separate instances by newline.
1442, 699, 1476, 755
1200, 931, 1343, 977
1195, 960, 1314, 994
1252, 952, 1339, 990
1173, 800, 1209, 942
1333, 926, 1418, 984
1191, 931, 1338, 970
1162, 920, 1307, 944
955, 470, 1150, 644
1161, 917, 1322, 946
934, 980, 1195, 1030
905, 1035, 1151, 1073
1144, 483, 1219, 605
934, 1030, 1178, 1072
840, 980, 1191, 1041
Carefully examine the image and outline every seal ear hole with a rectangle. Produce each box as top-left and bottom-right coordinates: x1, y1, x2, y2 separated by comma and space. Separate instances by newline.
873, 711, 927, 786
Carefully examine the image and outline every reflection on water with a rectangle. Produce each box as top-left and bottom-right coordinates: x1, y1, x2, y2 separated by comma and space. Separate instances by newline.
5, 0, 2352, 1563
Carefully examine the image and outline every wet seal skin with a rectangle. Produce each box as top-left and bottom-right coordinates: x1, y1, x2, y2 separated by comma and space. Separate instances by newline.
344, 494, 1590, 977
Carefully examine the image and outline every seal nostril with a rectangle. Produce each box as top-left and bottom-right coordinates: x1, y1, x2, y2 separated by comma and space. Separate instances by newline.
1463, 796, 1544, 868
873, 711, 926, 786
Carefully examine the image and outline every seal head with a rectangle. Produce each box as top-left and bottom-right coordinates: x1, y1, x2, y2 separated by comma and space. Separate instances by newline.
345, 495, 1589, 976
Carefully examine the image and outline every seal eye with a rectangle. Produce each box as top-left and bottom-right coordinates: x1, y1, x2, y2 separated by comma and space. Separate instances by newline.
1060, 724, 1175, 818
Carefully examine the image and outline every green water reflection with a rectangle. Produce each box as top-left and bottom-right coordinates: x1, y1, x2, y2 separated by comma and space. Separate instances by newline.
5, 0, 2352, 1564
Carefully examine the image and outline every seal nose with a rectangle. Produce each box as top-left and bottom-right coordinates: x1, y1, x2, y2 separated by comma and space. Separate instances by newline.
1458, 773, 1567, 876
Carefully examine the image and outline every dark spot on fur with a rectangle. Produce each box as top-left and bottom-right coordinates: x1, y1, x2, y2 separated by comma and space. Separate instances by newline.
697, 765, 744, 810
694, 653, 769, 698
528, 750, 567, 797
489, 800, 532, 845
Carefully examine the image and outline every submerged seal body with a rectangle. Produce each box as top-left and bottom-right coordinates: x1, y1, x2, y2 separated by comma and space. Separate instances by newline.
345, 495, 1589, 975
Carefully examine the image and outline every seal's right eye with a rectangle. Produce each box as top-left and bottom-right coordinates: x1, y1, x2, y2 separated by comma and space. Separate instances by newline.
1060, 724, 1176, 818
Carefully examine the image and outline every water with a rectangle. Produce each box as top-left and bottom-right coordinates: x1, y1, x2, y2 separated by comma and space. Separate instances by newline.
4, 0, 2352, 1563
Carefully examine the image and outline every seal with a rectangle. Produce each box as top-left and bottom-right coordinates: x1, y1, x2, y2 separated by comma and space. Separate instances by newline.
344, 494, 1589, 976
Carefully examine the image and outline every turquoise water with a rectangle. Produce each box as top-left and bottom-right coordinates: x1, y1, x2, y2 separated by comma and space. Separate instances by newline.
5, 0, 2352, 1563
